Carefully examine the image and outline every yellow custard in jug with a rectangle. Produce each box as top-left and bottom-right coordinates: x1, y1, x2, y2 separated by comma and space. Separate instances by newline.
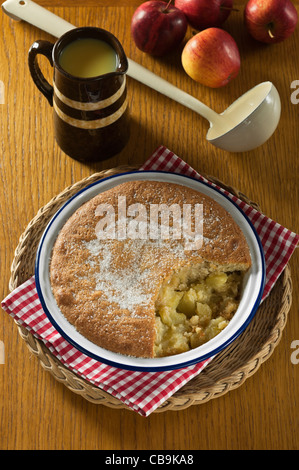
58, 38, 117, 78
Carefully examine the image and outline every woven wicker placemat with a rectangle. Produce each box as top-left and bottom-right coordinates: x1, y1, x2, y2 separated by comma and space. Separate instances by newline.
8, 166, 293, 412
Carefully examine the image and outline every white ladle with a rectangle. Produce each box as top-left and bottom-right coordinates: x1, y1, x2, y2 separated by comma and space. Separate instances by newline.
2, 0, 281, 152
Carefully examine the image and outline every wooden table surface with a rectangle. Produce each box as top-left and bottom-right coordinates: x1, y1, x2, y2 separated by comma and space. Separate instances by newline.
0, 0, 298, 451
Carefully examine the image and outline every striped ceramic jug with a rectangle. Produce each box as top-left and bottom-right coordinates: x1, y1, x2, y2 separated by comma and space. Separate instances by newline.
28, 27, 130, 163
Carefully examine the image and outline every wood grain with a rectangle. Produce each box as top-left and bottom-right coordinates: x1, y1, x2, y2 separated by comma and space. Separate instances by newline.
0, 0, 298, 450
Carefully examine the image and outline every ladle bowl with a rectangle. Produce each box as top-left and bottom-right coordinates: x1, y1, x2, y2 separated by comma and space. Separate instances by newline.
207, 81, 281, 152
2, 0, 281, 153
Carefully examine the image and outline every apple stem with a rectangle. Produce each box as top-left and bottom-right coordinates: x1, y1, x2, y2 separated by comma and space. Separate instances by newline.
220, 6, 239, 12
163, 0, 173, 12
268, 29, 275, 39
268, 23, 275, 39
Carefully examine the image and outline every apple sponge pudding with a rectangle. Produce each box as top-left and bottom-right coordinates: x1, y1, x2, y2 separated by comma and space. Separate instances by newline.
50, 180, 251, 358
154, 264, 244, 357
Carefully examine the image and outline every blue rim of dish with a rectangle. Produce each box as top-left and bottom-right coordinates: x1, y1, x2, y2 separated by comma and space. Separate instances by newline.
35, 170, 266, 372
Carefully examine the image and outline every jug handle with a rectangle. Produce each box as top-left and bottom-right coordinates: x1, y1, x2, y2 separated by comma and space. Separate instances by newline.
28, 40, 54, 106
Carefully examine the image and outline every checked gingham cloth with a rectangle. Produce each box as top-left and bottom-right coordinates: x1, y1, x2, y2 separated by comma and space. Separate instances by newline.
2, 145, 299, 416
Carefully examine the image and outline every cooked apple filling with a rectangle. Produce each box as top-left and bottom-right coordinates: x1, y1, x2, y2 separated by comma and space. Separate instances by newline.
154, 263, 244, 357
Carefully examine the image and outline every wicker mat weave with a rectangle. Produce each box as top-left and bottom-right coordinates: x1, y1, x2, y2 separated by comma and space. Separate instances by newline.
9, 166, 292, 412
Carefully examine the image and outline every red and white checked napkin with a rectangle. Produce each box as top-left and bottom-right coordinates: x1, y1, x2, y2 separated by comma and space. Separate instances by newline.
2, 146, 299, 416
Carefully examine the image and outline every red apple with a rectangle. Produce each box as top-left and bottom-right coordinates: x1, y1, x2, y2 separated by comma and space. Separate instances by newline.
131, 1, 188, 56
244, 0, 298, 44
181, 28, 240, 87
174, 0, 234, 30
